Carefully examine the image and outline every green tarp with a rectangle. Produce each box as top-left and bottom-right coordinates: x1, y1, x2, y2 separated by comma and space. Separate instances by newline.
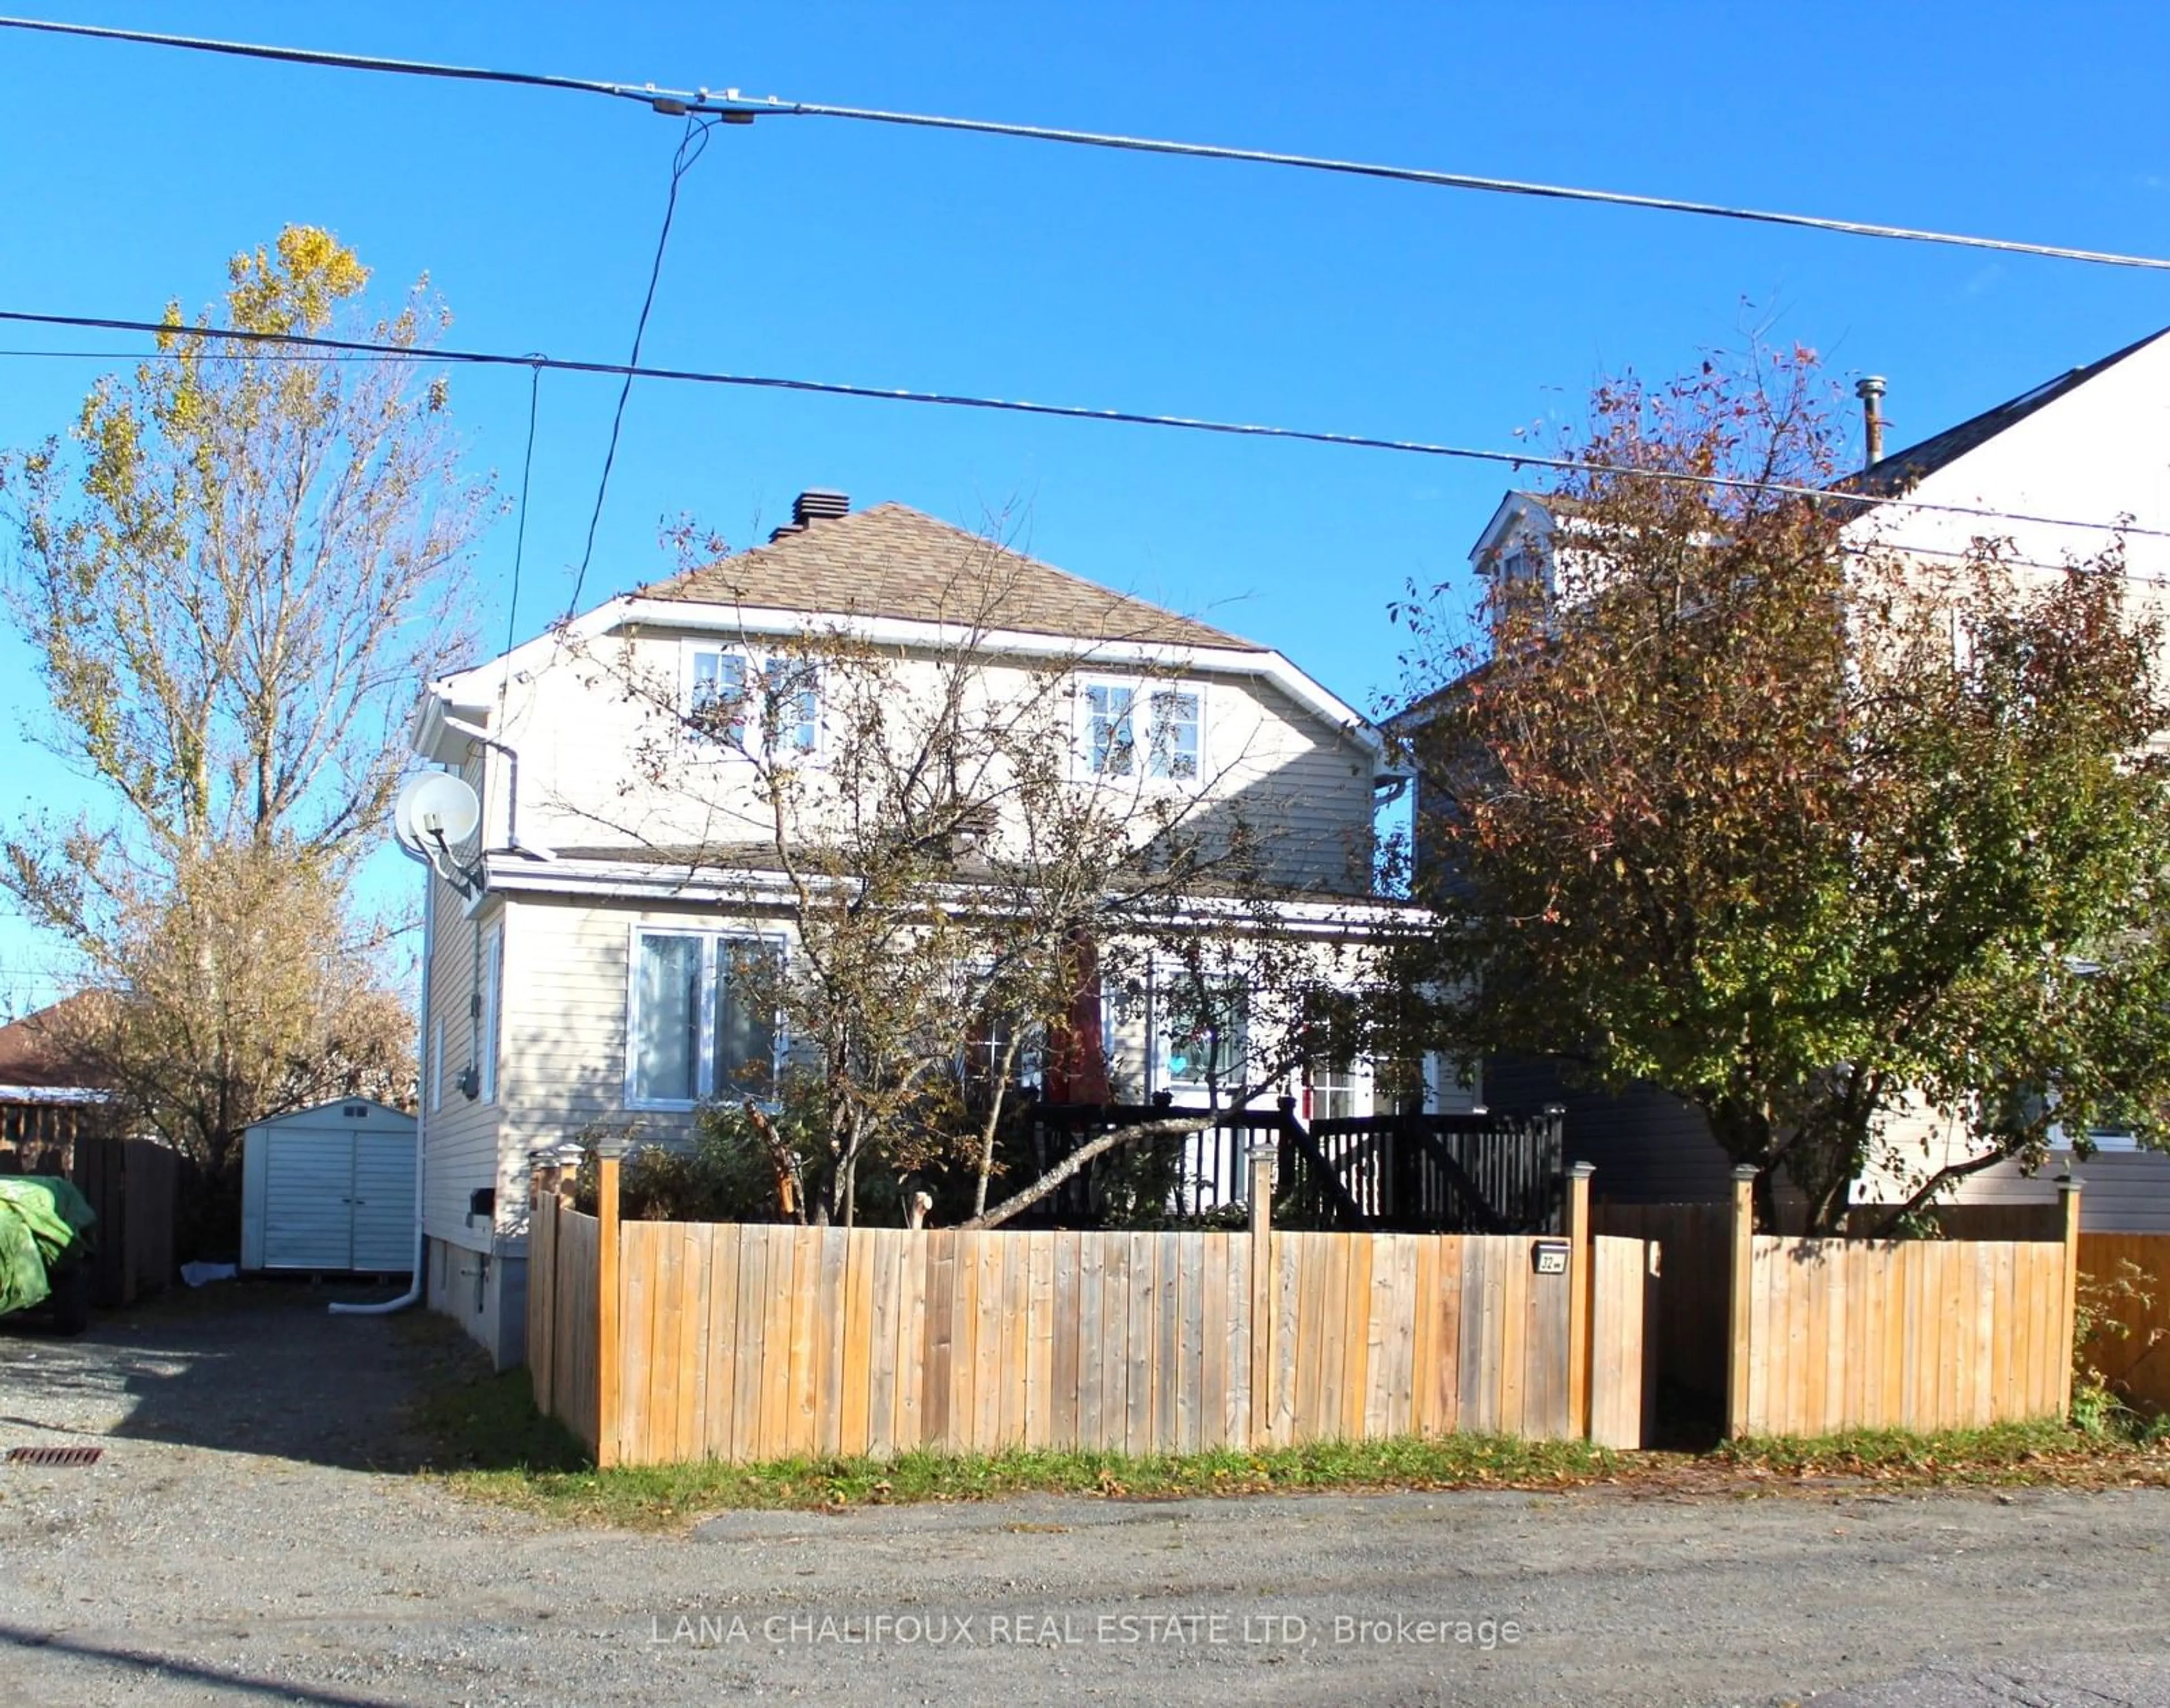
0, 1175, 97, 1316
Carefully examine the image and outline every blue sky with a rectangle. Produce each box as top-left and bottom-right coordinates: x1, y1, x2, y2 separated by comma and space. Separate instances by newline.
2, 1, 2167, 1007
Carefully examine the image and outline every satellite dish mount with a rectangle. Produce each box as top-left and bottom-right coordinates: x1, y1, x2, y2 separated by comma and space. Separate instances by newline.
392, 772, 487, 896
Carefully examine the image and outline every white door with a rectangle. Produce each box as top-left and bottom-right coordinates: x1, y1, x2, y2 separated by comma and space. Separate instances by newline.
261, 1131, 358, 1269
350, 1133, 416, 1271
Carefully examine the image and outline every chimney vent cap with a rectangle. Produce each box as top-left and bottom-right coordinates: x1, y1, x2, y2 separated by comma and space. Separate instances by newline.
791, 489, 850, 526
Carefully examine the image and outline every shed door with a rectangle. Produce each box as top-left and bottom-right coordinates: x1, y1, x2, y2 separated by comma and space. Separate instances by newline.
350, 1132, 416, 1271
261, 1130, 358, 1270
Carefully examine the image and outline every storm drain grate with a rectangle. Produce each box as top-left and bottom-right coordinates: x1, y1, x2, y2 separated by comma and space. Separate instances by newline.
5, 1445, 104, 1468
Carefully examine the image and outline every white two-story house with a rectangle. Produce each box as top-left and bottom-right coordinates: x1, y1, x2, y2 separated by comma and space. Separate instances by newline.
1397, 326, 2170, 1224
407, 492, 1420, 1365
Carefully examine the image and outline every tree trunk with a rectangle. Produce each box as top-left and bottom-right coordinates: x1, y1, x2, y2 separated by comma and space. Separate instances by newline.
965, 1116, 1207, 1230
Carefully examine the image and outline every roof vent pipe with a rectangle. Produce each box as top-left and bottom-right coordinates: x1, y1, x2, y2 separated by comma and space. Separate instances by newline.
1855, 376, 1887, 470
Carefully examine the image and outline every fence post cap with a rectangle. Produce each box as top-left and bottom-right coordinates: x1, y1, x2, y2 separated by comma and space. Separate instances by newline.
1247, 1140, 1278, 1159
2056, 1174, 2084, 1194
1731, 1163, 1761, 1182
1568, 1160, 1596, 1180
1542, 1103, 1566, 1116
592, 1133, 630, 1160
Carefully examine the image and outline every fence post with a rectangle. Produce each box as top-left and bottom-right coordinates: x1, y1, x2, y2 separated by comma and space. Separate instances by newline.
529, 1163, 558, 1415
1248, 1141, 1276, 1450
1725, 1164, 1758, 1440
595, 1143, 623, 1469
2058, 1175, 2084, 1419
1565, 1161, 1595, 1439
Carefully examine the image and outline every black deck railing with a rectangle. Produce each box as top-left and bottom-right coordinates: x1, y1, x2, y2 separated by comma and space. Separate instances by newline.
1019, 1097, 1565, 1234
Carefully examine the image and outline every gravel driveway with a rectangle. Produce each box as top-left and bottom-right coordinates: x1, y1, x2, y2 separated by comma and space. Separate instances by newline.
4, 1284, 2169, 1707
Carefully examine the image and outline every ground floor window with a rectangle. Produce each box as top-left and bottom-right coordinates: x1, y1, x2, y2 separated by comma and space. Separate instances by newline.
628, 929, 782, 1108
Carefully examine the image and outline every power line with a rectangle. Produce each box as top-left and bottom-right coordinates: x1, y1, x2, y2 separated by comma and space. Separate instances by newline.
5, 305, 2165, 549
5, 14, 2168, 274
565, 114, 716, 620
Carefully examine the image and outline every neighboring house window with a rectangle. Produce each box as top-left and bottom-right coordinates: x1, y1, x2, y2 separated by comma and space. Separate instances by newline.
1156, 981, 1247, 1100
685, 643, 821, 758
1079, 678, 1205, 784
628, 929, 784, 1108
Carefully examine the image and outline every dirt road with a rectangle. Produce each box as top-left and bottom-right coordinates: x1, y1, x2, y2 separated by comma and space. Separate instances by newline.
3, 1286, 2167, 1706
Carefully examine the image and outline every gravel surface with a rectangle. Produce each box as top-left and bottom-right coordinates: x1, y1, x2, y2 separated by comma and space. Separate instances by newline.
4, 1285, 2170, 1706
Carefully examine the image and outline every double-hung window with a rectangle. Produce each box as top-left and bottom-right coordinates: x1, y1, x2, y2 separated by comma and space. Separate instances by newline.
1144, 688, 1200, 781
628, 929, 783, 1109
685, 644, 821, 758
1084, 683, 1136, 778
689, 649, 749, 747
1079, 677, 1205, 784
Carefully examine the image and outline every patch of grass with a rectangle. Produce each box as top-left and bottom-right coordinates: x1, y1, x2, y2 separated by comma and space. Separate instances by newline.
440, 1433, 1625, 1529
410, 1363, 2170, 1530
413, 1367, 589, 1476
1712, 1419, 2094, 1482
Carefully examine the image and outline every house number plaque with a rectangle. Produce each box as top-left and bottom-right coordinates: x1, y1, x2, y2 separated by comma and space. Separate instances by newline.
1531, 1240, 1570, 1276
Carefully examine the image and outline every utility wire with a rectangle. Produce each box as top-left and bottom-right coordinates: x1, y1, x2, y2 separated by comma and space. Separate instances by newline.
505, 361, 544, 661
565, 114, 715, 620
5, 305, 2166, 548
4, 14, 2167, 274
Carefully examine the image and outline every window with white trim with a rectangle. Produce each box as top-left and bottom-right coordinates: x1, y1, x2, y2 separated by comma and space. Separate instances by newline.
477, 920, 503, 1105
684, 644, 821, 758
1155, 981, 1247, 1098
1144, 687, 1201, 781
627, 929, 784, 1109
1079, 677, 1206, 784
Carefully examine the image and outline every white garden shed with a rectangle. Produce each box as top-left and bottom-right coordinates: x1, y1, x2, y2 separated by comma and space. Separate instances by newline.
240, 1099, 417, 1274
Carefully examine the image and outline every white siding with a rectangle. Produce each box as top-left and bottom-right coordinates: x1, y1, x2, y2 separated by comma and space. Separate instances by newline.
420, 845, 502, 1256
461, 630, 1379, 896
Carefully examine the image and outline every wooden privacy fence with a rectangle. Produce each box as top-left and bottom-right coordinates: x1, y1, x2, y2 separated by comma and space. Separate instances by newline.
2076, 1232, 2170, 1414
528, 1155, 1658, 1467
1724, 1168, 2080, 1437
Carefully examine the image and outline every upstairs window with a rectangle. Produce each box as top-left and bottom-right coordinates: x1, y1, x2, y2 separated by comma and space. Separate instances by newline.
684, 644, 821, 758
1084, 683, 1136, 778
689, 649, 749, 746
1079, 677, 1205, 786
1145, 688, 1201, 781
763, 656, 821, 756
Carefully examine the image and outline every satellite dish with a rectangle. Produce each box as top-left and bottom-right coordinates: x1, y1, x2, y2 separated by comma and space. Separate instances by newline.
392, 771, 482, 869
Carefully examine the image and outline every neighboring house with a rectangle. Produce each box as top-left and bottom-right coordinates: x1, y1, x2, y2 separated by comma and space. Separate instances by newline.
1394, 327, 2170, 1226
0, 997, 112, 1174
406, 492, 1432, 1366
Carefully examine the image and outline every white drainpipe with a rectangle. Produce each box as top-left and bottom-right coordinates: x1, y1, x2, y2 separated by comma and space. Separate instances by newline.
330, 873, 433, 1316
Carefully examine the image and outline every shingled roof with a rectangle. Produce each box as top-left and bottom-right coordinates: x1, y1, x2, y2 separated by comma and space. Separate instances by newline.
652, 501, 1263, 652
1845, 326, 2169, 499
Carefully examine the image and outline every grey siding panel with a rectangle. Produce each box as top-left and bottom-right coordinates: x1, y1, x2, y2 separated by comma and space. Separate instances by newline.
1485, 1055, 1735, 1205
1956, 1150, 2170, 1233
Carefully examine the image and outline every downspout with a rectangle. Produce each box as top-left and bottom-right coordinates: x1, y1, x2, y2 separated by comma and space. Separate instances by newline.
330, 870, 433, 1316
441, 715, 553, 860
